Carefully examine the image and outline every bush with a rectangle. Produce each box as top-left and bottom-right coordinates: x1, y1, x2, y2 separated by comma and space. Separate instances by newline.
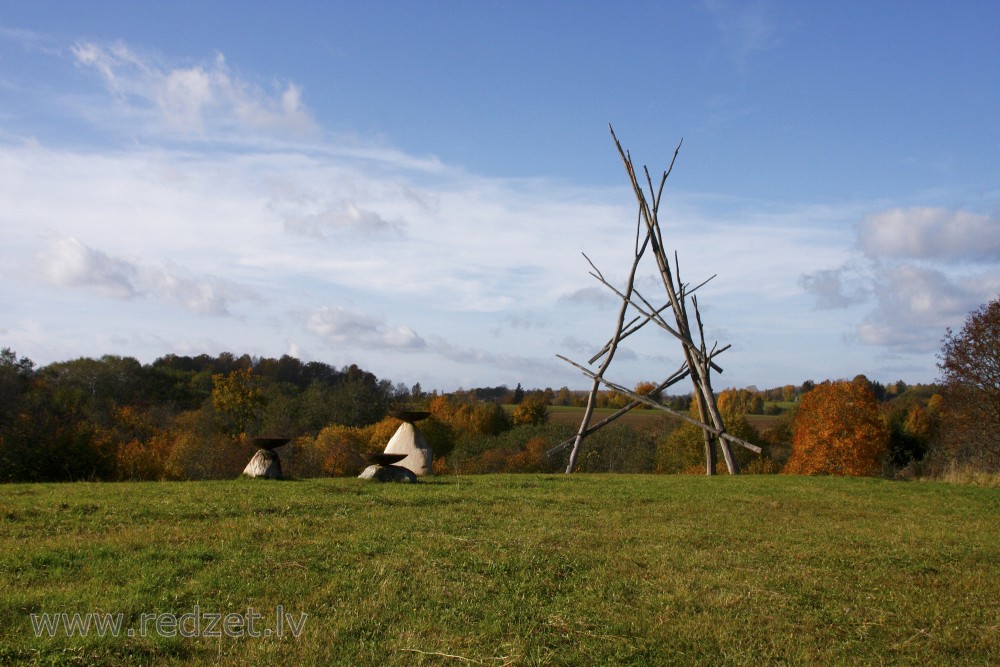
655, 411, 768, 474
512, 396, 549, 426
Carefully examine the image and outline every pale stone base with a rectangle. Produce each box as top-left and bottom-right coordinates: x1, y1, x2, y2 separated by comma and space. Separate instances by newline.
358, 464, 418, 483
243, 449, 282, 479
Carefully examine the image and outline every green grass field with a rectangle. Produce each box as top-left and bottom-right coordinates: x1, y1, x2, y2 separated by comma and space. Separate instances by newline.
1, 475, 998, 666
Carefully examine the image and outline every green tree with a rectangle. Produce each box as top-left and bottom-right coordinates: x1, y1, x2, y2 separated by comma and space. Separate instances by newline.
0, 348, 34, 428
0, 376, 116, 482
39, 355, 147, 427
211, 368, 266, 436
554, 386, 574, 406
655, 407, 767, 474
327, 375, 391, 427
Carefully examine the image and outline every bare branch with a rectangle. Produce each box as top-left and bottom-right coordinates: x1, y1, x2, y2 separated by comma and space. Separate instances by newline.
582, 252, 604, 283
557, 355, 761, 454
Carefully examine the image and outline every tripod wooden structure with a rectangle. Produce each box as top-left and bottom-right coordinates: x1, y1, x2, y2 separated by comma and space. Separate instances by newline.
554, 127, 761, 474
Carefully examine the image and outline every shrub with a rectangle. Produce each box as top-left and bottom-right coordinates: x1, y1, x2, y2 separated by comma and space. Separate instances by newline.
512, 396, 549, 426
655, 411, 767, 474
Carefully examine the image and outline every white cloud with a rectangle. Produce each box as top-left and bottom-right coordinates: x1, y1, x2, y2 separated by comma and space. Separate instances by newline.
306, 306, 426, 350
39, 236, 138, 298
35, 236, 254, 316
856, 264, 988, 351
72, 42, 316, 137
558, 286, 617, 308
146, 264, 255, 317
859, 206, 1000, 262
798, 266, 869, 310
160, 66, 214, 130
426, 335, 564, 376
7, 33, 988, 388
799, 203, 1000, 353
283, 202, 405, 239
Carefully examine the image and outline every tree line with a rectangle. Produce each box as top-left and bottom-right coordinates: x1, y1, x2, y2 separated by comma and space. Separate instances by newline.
0, 352, 403, 482
0, 347, 950, 482
1, 295, 997, 482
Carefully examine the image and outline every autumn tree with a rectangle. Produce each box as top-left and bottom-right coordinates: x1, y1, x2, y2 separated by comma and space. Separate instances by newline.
717, 388, 764, 415
604, 390, 630, 409
633, 381, 662, 409
512, 395, 549, 426
211, 368, 266, 436
784, 379, 889, 476
934, 297, 1000, 472
554, 386, 574, 406
109, 406, 174, 480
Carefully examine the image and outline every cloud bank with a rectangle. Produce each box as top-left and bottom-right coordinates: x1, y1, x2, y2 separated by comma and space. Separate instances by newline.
4, 32, 995, 389
37, 236, 255, 316
801, 206, 1000, 353
859, 207, 1000, 262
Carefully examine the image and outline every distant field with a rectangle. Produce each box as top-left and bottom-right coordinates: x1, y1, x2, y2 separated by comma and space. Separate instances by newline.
2, 475, 998, 665
544, 405, 783, 433
545, 405, 667, 430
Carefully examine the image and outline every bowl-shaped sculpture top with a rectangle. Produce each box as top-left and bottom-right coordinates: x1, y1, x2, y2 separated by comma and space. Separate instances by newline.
389, 410, 431, 423
368, 452, 407, 466
250, 437, 291, 450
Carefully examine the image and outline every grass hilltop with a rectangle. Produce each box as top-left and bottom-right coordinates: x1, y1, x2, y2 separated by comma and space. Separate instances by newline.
2, 474, 998, 665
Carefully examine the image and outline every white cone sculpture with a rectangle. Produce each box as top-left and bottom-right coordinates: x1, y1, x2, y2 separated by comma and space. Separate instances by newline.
383, 411, 433, 476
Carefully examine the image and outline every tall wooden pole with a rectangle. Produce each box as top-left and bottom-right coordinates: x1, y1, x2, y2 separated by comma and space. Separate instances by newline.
565, 220, 649, 473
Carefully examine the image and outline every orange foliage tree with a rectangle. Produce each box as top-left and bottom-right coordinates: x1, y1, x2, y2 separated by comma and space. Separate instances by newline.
717, 388, 764, 415
785, 379, 889, 476
109, 406, 174, 480
632, 381, 662, 409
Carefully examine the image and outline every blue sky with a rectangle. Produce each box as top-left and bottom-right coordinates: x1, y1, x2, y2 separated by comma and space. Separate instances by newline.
2, 2, 999, 392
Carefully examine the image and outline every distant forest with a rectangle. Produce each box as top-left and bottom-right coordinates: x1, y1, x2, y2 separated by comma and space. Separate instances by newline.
0, 347, 945, 483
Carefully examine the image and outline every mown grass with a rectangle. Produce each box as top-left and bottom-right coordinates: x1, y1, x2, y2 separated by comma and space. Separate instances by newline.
1, 475, 997, 666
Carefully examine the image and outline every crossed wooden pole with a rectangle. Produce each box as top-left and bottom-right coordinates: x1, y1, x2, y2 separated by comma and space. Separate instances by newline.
554, 127, 760, 474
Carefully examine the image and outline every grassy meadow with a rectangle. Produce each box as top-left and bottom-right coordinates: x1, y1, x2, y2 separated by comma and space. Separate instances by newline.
1, 474, 998, 666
